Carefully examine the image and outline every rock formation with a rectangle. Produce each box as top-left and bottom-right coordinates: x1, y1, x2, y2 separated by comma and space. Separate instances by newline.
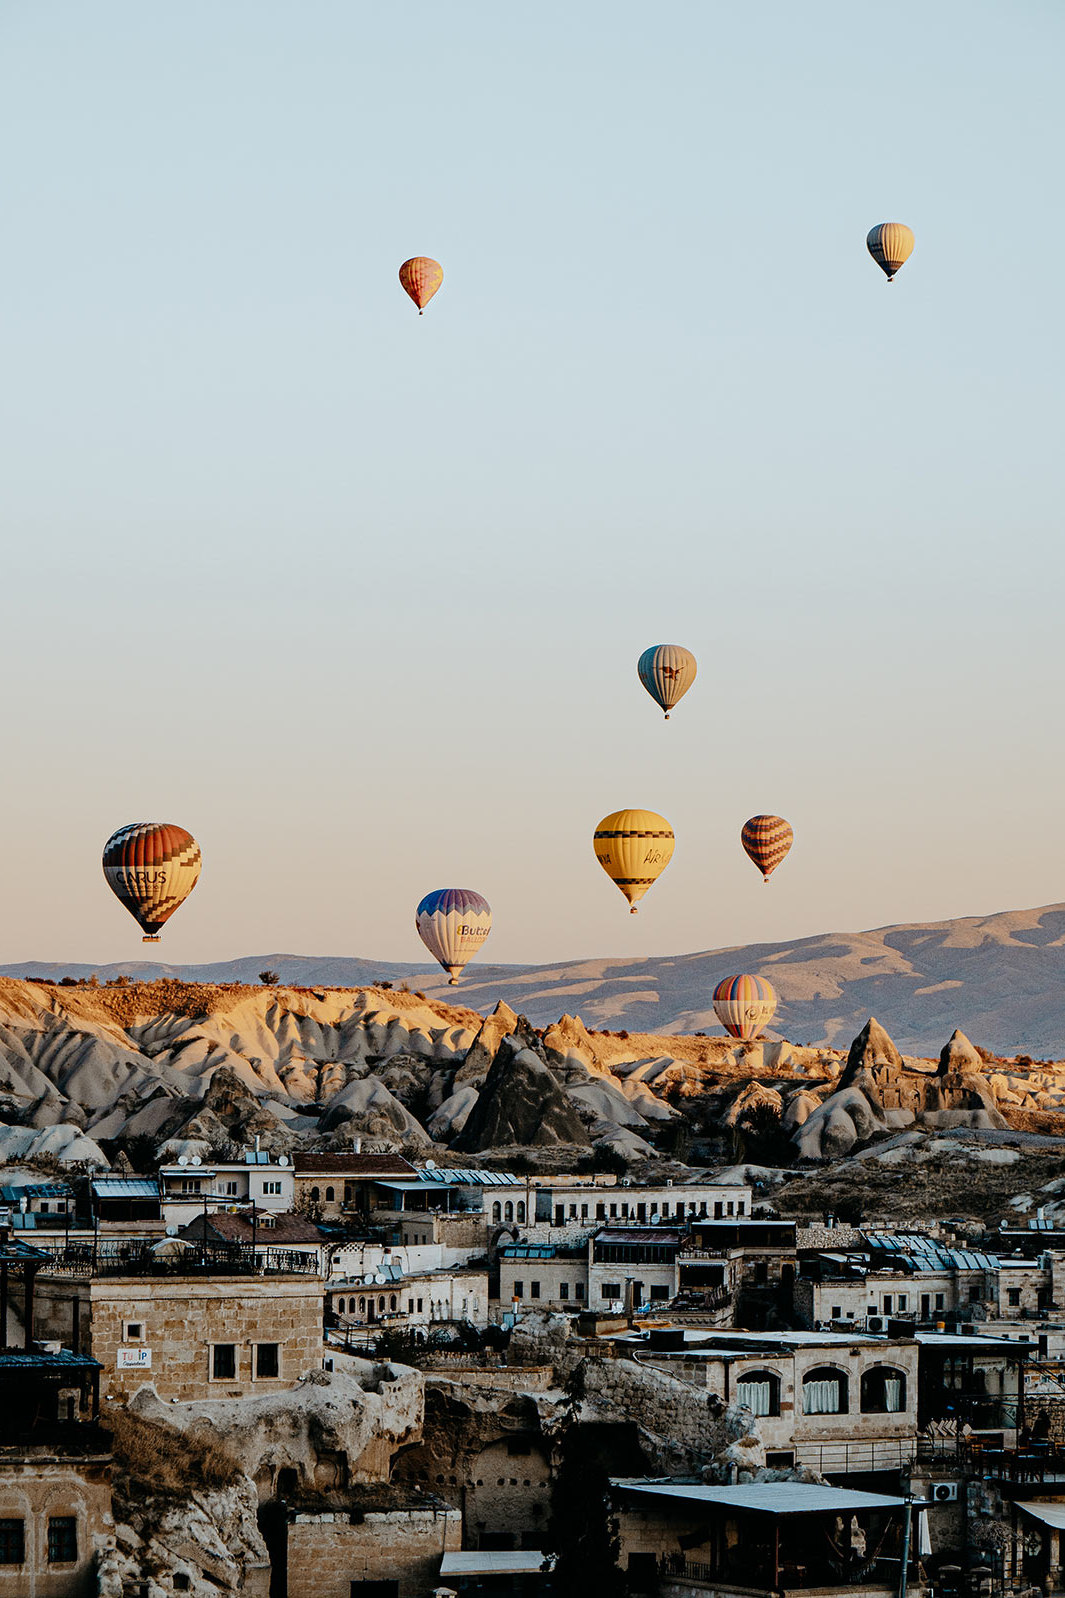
453, 1035, 590, 1152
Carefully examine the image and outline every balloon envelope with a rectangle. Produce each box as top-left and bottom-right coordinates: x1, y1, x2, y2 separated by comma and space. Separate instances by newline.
741, 815, 793, 882
416, 888, 491, 984
713, 974, 777, 1040
866, 223, 914, 281
399, 257, 444, 313
638, 645, 697, 719
102, 822, 201, 941
593, 809, 674, 912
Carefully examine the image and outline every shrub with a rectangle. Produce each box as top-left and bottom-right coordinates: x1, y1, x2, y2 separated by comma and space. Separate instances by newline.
259, 970, 280, 986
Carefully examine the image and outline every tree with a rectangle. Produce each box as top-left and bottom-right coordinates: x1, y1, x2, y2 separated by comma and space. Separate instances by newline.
259, 970, 280, 986
543, 1362, 626, 1598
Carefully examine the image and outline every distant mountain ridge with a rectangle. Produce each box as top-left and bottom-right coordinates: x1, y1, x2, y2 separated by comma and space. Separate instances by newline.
6, 901, 1065, 1055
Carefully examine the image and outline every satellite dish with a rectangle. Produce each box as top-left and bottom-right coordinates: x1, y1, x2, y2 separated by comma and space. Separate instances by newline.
278, 1155, 289, 1166
177, 1155, 189, 1167
424, 1159, 436, 1170
165, 1225, 178, 1237
361, 1275, 373, 1286
374, 1273, 387, 1285
191, 1155, 202, 1167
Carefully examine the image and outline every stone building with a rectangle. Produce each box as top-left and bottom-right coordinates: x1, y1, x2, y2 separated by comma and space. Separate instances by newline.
587, 1227, 685, 1311
293, 1151, 417, 1223
329, 1264, 489, 1332
157, 1146, 295, 1229
30, 1262, 324, 1402
284, 1489, 461, 1598
497, 1243, 588, 1312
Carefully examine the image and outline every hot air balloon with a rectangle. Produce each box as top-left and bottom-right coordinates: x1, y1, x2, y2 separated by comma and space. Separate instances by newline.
102, 822, 202, 942
713, 974, 777, 1040
399, 257, 443, 314
593, 809, 674, 913
637, 645, 697, 720
741, 815, 793, 883
416, 888, 491, 984
866, 223, 914, 282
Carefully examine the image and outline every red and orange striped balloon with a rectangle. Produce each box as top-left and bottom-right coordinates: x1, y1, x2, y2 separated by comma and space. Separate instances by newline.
102, 822, 202, 941
740, 814, 793, 883
399, 257, 443, 314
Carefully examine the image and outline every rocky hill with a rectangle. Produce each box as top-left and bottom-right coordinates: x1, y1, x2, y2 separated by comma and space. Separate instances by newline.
9, 901, 1065, 1055
0, 977, 1063, 1181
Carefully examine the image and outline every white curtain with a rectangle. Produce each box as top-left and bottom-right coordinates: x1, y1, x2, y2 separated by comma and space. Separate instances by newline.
884, 1378, 903, 1413
804, 1379, 841, 1414
737, 1381, 772, 1416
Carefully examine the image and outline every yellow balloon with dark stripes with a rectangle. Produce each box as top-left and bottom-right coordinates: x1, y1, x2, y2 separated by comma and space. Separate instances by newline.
866, 223, 914, 282
593, 809, 675, 913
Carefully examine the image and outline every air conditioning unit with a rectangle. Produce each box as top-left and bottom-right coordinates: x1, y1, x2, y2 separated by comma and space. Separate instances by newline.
867, 1316, 885, 1332
933, 1482, 959, 1503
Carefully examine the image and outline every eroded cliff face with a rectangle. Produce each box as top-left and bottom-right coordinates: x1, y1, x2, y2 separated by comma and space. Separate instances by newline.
0, 979, 1060, 1170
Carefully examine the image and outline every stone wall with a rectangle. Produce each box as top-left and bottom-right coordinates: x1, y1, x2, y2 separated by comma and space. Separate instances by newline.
33, 1274, 324, 1402
287, 1504, 461, 1598
0, 1453, 112, 1598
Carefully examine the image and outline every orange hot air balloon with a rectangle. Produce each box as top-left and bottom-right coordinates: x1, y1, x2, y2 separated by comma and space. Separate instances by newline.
741, 814, 794, 883
399, 257, 443, 315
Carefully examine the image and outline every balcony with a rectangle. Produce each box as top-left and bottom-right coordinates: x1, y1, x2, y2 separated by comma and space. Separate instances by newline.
42, 1241, 320, 1278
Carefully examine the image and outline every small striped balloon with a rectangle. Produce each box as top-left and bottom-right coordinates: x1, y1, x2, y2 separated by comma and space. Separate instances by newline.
399, 257, 444, 314
637, 644, 697, 720
741, 815, 794, 882
102, 822, 202, 941
866, 223, 914, 282
713, 974, 777, 1040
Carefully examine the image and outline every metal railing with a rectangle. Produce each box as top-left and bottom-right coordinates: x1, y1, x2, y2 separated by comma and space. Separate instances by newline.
42, 1242, 319, 1278
795, 1438, 917, 1475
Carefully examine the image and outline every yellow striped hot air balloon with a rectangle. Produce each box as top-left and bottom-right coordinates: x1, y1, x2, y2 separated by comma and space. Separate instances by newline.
399, 257, 443, 314
866, 223, 914, 282
713, 974, 777, 1040
741, 815, 793, 882
102, 822, 202, 941
593, 809, 674, 913
638, 645, 697, 720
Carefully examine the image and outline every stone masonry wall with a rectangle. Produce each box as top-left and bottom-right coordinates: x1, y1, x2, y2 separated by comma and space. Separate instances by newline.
34, 1275, 324, 1403
287, 1505, 461, 1598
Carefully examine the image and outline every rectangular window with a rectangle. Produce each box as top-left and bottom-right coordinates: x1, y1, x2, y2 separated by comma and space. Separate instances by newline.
559, 1282, 569, 1300
262, 1181, 282, 1195
935, 1293, 945, 1310
1008, 1288, 1021, 1307
726, 1202, 734, 1216
48, 1517, 77, 1564
181, 1179, 201, 1193
621, 1203, 629, 1218
255, 1343, 279, 1379
831, 1305, 842, 1319
714, 1202, 724, 1219
530, 1281, 541, 1300
575, 1282, 585, 1300
513, 1281, 524, 1299
408, 1298, 414, 1314
554, 1205, 564, 1225
661, 1203, 669, 1218
569, 1205, 577, 1219
737, 1201, 745, 1216
898, 1295, 908, 1311
650, 1285, 669, 1301
212, 1343, 237, 1380
0, 1521, 24, 1564
417, 1298, 423, 1312
969, 1285, 982, 1302
224, 1181, 237, 1196
124, 1322, 143, 1342
883, 1295, 893, 1314
602, 1282, 621, 1299
596, 1203, 606, 1220
581, 1204, 588, 1219
609, 1204, 617, 1218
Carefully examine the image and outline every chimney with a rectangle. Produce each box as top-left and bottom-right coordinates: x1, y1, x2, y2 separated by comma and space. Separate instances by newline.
255, 1134, 261, 1154
353, 1135, 362, 1155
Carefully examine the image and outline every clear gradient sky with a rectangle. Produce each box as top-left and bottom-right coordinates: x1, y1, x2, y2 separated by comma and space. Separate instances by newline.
3, 2, 1063, 969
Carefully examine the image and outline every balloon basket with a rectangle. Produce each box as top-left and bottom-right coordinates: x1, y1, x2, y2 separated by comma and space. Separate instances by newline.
142, 936, 161, 943
629, 906, 638, 915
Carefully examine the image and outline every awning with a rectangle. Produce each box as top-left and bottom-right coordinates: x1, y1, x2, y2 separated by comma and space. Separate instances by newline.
440, 1551, 547, 1575
1017, 1503, 1065, 1530
611, 1480, 906, 1515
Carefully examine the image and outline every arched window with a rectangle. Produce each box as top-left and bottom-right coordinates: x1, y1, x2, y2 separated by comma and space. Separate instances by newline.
378, 1296, 386, 1312
802, 1366, 849, 1415
390, 1295, 398, 1312
517, 1201, 526, 1223
325, 1186, 335, 1203
337, 1297, 345, 1314
310, 1187, 320, 1202
504, 1201, 514, 1223
736, 1369, 782, 1417
861, 1366, 906, 1414
358, 1297, 366, 1314
492, 1202, 502, 1223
